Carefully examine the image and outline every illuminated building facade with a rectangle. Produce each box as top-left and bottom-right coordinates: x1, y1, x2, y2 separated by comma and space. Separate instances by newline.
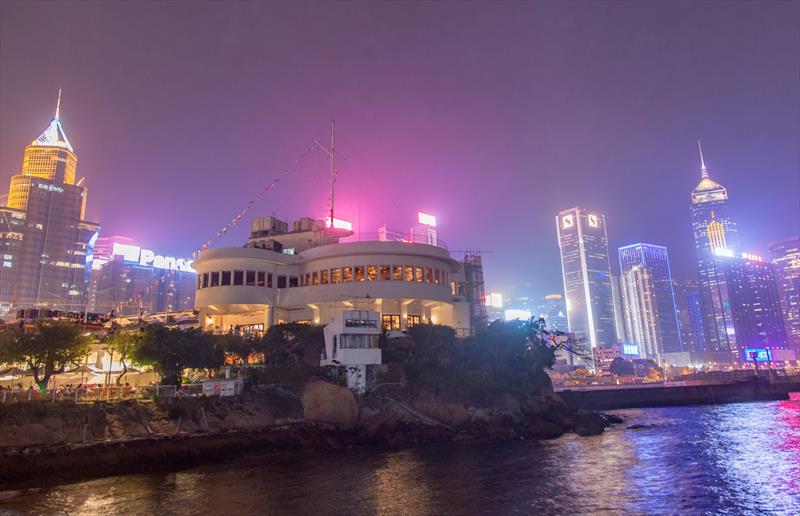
556, 207, 617, 351
672, 279, 705, 353
714, 251, 790, 361
770, 237, 800, 355
0, 92, 99, 313
618, 243, 683, 359
539, 294, 568, 333
194, 215, 476, 337
689, 143, 738, 354
88, 238, 196, 316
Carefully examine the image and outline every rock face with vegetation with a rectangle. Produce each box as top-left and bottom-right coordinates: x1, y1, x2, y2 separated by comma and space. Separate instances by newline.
0, 320, 618, 486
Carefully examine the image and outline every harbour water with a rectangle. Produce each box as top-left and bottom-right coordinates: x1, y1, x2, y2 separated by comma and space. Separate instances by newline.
2, 398, 799, 515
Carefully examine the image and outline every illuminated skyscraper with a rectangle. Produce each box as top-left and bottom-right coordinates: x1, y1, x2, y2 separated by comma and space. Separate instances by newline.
714, 251, 789, 361
0, 91, 99, 312
689, 142, 738, 354
770, 237, 800, 355
556, 207, 617, 350
618, 243, 683, 358
672, 279, 705, 352
540, 294, 568, 333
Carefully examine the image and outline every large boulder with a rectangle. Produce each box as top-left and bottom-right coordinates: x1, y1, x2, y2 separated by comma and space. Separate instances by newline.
301, 380, 358, 430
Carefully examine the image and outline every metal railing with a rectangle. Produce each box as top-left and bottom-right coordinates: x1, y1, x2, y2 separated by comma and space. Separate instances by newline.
0, 383, 217, 404
340, 232, 448, 251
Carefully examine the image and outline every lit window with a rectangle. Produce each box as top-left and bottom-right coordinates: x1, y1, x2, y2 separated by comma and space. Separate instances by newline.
355, 266, 365, 282
407, 315, 421, 327
380, 265, 391, 281
210, 272, 220, 287
331, 268, 341, 283
367, 265, 378, 281
415, 267, 424, 282
313, 272, 319, 285
267, 273, 273, 288
426, 268, 433, 283
382, 314, 401, 331
321, 270, 329, 284
392, 265, 403, 280
305, 273, 310, 285
434, 269, 440, 284
343, 267, 353, 282
404, 266, 414, 281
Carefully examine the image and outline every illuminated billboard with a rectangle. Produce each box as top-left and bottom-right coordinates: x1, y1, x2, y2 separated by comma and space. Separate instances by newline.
417, 212, 437, 227
111, 243, 195, 273
504, 309, 532, 321
622, 344, 640, 356
743, 348, 772, 362
325, 216, 353, 231
485, 292, 503, 308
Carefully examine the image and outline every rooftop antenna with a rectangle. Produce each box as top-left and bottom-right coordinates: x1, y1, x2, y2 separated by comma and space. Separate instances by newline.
698, 140, 708, 179
55, 87, 62, 120
314, 121, 338, 226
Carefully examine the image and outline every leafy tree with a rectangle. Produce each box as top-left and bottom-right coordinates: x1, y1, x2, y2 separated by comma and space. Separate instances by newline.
259, 323, 324, 366
0, 321, 91, 391
106, 326, 141, 385
609, 356, 635, 376
131, 326, 224, 386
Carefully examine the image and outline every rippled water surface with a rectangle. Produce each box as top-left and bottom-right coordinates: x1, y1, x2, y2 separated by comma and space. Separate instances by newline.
2, 399, 799, 515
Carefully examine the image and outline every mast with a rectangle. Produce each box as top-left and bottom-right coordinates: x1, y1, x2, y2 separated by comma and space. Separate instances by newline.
330, 120, 336, 225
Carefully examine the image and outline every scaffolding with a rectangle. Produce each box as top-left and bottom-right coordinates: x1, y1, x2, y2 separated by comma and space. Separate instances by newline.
462, 252, 487, 335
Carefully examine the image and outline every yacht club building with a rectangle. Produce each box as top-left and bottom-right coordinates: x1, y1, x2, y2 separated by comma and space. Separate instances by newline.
194, 216, 481, 337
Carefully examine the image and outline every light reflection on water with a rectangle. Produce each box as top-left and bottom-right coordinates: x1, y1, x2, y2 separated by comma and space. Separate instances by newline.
1, 399, 798, 515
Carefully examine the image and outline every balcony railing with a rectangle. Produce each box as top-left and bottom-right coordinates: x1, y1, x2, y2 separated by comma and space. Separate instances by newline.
339, 231, 448, 251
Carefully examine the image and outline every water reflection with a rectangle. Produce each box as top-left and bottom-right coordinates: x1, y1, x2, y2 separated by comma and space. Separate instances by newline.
2, 401, 799, 515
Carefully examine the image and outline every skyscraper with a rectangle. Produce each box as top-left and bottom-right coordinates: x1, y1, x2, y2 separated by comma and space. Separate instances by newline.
689, 142, 738, 354
556, 207, 617, 350
617, 243, 683, 359
714, 250, 789, 361
0, 92, 99, 313
540, 294, 568, 333
770, 237, 800, 356
672, 279, 705, 352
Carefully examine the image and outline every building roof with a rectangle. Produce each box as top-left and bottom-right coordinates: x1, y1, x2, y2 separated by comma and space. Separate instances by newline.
30, 89, 73, 152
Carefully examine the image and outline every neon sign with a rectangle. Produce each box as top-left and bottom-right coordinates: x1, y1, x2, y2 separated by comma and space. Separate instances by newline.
418, 212, 437, 227
325, 217, 353, 231
622, 344, 640, 356
112, 243, 195, 272
743, 348, 772, 362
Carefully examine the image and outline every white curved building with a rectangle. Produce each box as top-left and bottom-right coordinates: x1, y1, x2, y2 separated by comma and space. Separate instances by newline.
194, 216, 478, 336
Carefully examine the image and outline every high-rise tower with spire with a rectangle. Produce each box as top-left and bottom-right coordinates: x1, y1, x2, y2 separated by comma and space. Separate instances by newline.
0, 91, 100, 313
689, 141, 738, 355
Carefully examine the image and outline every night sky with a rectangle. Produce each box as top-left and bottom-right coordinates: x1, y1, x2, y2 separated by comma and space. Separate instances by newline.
1, 1, 798, 302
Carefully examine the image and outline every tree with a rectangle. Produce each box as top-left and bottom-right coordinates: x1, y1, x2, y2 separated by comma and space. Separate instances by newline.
259, 323, 324, 366
106, 326, 141, 385
131, 326, 224, 386
609, 356, 635, 376
0, 320, 91, 391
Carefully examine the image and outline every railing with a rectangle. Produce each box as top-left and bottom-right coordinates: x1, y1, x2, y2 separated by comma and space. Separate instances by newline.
0, 382, 229, 404
340, 232, 448, 251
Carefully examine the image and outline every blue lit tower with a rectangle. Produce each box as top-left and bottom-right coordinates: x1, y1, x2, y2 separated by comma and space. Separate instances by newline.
556, 207, 617, 351
689, 142, 738, 354
618, 243, 683, 358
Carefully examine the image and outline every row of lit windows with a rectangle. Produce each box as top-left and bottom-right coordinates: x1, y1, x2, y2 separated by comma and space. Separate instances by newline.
197, 265, 449, 289
300, 265, 448, 286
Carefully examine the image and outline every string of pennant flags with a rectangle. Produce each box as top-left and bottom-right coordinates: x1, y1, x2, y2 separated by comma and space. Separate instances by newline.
113, 144, 318, 314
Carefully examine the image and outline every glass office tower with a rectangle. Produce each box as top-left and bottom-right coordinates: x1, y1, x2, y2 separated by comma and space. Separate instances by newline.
556, 207, 617, 351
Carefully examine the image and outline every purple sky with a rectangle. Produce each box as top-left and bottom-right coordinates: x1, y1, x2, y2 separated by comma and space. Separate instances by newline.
1, 1, 798, 301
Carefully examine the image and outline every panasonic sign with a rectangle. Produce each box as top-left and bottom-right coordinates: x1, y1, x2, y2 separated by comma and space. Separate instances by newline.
112, 243, 195, 273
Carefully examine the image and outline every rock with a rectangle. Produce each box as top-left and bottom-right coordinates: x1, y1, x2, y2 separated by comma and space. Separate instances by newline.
603, 414, 624, 425
574, 411, 605, 436
301, 380, 358, 430
495, 394, 521, 415
524, 419, 565, 439
42, 416, 66, 431
17, 423, 52, 445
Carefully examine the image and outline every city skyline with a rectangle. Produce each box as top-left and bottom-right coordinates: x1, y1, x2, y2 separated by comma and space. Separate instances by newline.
1, 1, 797, 299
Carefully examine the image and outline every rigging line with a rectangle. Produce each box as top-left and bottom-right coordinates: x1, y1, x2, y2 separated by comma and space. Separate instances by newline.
113, 144, 317, 313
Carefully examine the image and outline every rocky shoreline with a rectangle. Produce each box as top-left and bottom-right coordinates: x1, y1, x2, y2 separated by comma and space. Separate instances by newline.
0, 380, 621, 488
